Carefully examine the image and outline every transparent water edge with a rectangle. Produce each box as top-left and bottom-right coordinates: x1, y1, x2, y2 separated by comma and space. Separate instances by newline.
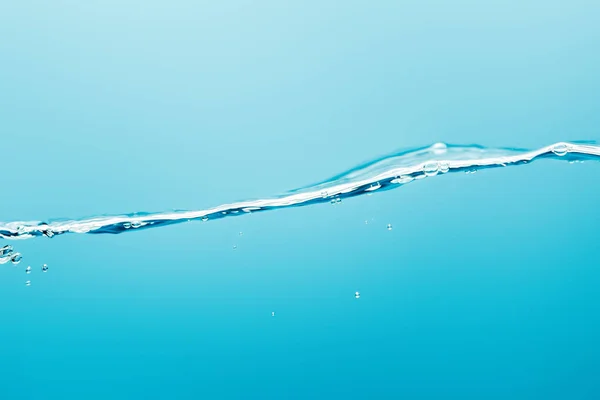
1, 141, 598, 240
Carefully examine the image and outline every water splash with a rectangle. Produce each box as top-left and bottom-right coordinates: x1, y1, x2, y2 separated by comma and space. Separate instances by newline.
1, 141, 598, 241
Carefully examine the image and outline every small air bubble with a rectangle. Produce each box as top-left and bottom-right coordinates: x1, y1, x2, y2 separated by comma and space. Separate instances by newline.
366, 182, 381, 192
392, 175, 414, 184
42, 264, 48, 272
130, 221, 142, 229
0, 245, 13, 257
439, 162, 450, 173
123, 222, 131, 229
355, 291, 360, 299
423, 162, 440, 177
11, 253, 22, 265
25, 266, 31, 274
387, 224, 393, 231
201, 216, 209, 222
552, 143, 569, 157
25, 280, 31, 286
239, 231, 243, 236
271, 312, 275, 317
233, 245, 237, 250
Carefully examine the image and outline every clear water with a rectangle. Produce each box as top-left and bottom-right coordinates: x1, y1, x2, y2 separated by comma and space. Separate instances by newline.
2, 2, 600, 399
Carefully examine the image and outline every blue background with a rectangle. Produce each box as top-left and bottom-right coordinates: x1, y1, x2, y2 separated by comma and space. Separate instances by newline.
1, 1, 599, 398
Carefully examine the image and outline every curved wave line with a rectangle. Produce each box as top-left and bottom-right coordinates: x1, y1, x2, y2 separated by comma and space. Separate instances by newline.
1, 141, 598, 240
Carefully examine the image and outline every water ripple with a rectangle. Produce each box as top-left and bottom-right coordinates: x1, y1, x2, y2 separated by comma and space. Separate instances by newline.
1, 141, 598, 240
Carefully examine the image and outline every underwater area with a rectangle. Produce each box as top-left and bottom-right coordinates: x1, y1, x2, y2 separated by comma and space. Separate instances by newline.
1, 1, 600, 399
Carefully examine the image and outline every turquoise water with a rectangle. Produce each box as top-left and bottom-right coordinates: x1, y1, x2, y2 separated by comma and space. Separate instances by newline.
2, 1, 600, 399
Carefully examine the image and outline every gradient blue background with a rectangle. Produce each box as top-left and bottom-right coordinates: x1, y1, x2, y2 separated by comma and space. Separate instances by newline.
1, 1, 599, 399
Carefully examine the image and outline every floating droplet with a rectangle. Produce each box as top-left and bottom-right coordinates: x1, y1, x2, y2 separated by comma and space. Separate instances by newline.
439, 162, 450, 173
201, 216, 209, 222
552, 143, 569, 157
355, 291, 360, 299
330, 197, 342, 205
42, 264, 49, 272
423, 162, 440, 177
11, 253, 22, 265
391, 175, 414, 184
431, 142, 448, 155
130, 221, 143, 229
123, 222, 131, 229
25, 266, 31, 274
25, 280, 31, 286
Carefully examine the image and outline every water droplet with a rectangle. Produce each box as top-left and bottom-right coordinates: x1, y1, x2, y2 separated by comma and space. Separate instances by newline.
123, 222, 131, 229
239, 231, 243, 236
391, 175, 414, 184
431, 142, 448, 155
330, 197, 342, 205
11, 253, 22, 265
320, 191, 328, 198
201, 216, 209, 222
271, 312, 275, 317
423, 162, 439, 177
130, 221, 143, 229
42, 264, 48, 272
25, 280, 31, 286
233, 245, 237, 250
552, 143, 569, 157
25, 266, 31, 274
365, 220, 369, 225
387, 224, 393, 231
355, 291, 360, 299
439, 162, 450, 173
